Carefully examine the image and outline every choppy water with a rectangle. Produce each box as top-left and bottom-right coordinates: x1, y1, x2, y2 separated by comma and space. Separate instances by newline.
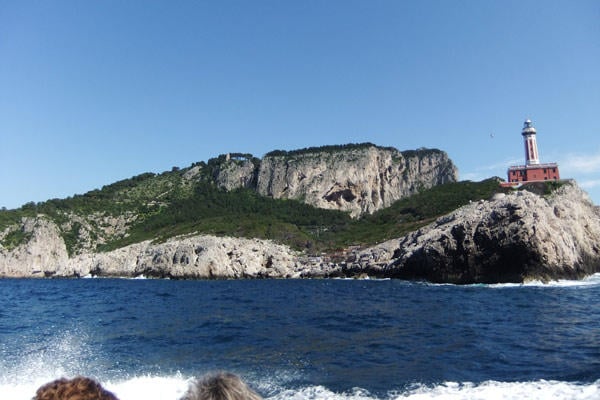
1, 275, 599, 399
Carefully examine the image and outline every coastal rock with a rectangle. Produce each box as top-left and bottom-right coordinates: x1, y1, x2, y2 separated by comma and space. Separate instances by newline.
0, 218, 302, 279
352, 181, 600, 283
256, 146, 457, 218
2, 180, 599, 284
0, 216, 69, 277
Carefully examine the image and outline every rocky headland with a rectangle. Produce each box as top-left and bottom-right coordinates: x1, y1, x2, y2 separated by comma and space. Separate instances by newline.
345, 181, 600, 283
1, 179, 599, 283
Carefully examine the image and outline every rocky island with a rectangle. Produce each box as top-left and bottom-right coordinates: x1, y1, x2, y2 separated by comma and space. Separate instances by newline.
1, 143, 599, 283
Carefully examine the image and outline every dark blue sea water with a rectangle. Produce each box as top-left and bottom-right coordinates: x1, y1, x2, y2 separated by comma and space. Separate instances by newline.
1, 276, 599, 399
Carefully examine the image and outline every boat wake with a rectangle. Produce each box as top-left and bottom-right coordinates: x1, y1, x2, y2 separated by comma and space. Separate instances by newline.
2, 375, 599, 400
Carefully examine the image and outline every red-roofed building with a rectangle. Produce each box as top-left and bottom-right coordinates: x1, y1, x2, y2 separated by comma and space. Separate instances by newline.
506, 120, 560, 184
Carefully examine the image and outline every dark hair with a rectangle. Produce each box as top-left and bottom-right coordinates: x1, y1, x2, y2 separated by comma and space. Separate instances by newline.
33, 377, 119, 400
181, 372, 262, 400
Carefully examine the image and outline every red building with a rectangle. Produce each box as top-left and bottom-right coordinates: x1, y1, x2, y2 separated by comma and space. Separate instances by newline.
507, 120, 560, 184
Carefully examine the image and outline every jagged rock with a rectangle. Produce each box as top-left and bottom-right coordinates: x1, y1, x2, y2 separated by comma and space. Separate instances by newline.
352, 181, 600, 283
183, 165, 202, 180
208, 145, 458, 218
214, 159, 257, 191
0, 216, 69, 277
255, 146, 457, 218
0, 221, 303, 279
1, 182, 599, 283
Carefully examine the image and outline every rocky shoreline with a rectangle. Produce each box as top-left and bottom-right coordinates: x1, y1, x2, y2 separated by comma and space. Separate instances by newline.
1, 181, 599, 283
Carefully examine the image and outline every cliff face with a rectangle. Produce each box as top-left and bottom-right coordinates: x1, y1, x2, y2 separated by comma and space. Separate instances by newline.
350, 181, 600, 283
254, 147, 457, 218
0, 216, 69, 277
214, 159, 257, 191
0, 217, 303, 279
1, 182, 599, 282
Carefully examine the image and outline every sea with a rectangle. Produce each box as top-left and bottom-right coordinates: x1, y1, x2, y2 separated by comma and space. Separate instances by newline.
1, 275, 599, 400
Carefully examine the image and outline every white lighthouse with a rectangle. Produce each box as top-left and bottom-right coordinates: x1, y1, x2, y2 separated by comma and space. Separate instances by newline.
522, 119, 539, 165
506, 119, 560, 185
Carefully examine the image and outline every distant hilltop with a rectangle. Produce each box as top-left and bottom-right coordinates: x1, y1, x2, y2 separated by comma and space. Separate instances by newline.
0, 143, 458, 258
211, 143, 458, 218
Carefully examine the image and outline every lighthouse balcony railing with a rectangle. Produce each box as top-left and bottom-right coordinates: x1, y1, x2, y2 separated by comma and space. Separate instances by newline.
508, 162, 559, 171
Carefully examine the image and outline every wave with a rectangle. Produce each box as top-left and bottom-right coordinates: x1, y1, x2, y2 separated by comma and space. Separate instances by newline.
414, 273, 600, 289
268, 380, 600, 400
488, 273, 600, 288
2, 376, 599, 400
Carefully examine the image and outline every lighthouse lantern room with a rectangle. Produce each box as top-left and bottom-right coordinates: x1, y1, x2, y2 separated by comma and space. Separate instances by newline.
507, 119, 560, 184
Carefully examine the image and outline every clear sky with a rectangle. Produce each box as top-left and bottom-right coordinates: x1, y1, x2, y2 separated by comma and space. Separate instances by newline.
1, 0, 599, 209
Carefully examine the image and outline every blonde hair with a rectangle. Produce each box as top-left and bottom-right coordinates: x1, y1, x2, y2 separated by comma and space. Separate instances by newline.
181, 372, 262, 400
33, 376, 119, 400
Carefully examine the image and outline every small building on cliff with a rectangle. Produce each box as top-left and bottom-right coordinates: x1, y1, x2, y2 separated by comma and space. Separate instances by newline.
505, 119, 560, 185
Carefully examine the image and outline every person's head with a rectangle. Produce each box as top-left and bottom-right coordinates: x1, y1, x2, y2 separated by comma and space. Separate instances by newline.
33, 376, 119, 400
181, 372, 262, 400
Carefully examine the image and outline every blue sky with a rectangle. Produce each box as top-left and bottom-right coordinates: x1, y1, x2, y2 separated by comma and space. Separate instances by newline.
1, 0, 599, 209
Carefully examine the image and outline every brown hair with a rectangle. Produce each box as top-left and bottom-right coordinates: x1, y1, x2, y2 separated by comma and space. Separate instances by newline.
34, 377, 119, 400
181, 372, 262, 400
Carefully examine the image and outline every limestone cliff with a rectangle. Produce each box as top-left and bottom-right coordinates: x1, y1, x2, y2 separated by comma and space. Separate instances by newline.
214, 158, 257, 191
208, 145, 457, 218
254, 146, 457, 218
348, 181, 600, 283
1, 181, 599, 282
0, 216, 69, 277
0, 217, 303, 278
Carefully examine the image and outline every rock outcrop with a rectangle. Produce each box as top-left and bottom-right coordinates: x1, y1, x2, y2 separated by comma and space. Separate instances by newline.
207, 145, 457, 218
348, 181, 600, 283
0, 218, 304, 278
214, 158, 257, 191
255, 146, 457, 218
2, 181, 599, 283
2, 173, 599, 283
0, 216, 69, 277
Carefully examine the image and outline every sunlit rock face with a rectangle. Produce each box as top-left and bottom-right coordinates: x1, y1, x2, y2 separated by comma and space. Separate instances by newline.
0, 216, 303, 279
255, 146, 458, 218
0, 216, 69, 277
1, 182, 599, 283
352, 181, 600, 283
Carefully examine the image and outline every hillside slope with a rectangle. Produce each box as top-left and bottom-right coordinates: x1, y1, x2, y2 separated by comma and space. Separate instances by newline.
0, 143, 456, 256
2, 179, 599, 283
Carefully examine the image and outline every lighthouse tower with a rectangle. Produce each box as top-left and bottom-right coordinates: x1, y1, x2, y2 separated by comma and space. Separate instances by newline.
522, 119, 539, 165
506, 119, 560, 184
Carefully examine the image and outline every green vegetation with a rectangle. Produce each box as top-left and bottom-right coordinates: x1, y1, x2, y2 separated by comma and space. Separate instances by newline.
96, 178, 509, 253
265, 142, 397, 157
0, 172, 513, 254
204, 153, 260, 180
0, 149, 516, 256
264, 143, 445, 160
0, 166, 201, 250
400, 147, 445, 159
519, 180, 568, 197
1, 228, 32, 251
98, 183, 351, 251
544, 180, 568, 194
62, 222, 83, 257
319, 178, 510, 248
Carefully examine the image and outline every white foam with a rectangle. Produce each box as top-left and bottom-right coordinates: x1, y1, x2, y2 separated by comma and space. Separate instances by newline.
391, 380, 600, 400
0, 328, 96, 386
105, 375, 190, 400
489, 273, 600, 288
267, 381, 600, 400
2, 377, 599, 400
